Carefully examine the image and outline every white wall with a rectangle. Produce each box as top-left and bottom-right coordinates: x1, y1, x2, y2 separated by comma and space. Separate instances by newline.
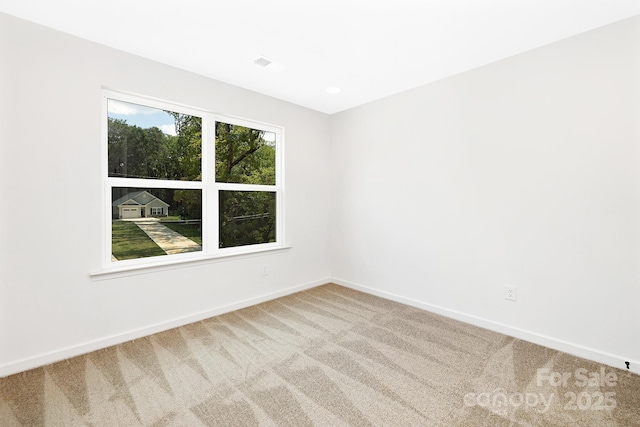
0, 13, 332, 376
331, 15, 640, 373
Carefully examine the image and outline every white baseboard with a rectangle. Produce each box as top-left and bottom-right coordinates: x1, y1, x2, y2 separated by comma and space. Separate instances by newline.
331, 277, 639, 376
0, 277, 330, 378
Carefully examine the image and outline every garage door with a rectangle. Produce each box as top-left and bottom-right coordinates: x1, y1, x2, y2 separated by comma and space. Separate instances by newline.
121, 207, 140, 219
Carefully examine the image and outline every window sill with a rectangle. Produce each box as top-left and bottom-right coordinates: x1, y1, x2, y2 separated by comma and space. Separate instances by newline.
90, 245, 291, 281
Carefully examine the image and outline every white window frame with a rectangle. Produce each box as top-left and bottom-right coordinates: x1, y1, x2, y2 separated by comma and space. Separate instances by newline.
98, 90, 285, 275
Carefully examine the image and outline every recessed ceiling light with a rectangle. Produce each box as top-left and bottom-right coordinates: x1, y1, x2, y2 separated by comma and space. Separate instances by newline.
253, 56, 272, 67
326, 86, 341, 94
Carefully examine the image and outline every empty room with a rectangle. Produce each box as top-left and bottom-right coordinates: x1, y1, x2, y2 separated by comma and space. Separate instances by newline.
1, 0, 639, 425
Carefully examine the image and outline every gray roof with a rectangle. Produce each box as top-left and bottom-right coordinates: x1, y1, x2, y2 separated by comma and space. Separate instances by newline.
112, 190, 169, 207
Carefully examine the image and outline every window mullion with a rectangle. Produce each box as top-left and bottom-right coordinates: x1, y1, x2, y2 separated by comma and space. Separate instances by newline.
216, 183, 278, 192
106, 177, 203, 190
204, 113, 218, 255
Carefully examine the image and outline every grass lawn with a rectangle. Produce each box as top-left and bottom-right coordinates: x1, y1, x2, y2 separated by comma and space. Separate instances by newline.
112, 220, 166, 260
161, 220, 202, 245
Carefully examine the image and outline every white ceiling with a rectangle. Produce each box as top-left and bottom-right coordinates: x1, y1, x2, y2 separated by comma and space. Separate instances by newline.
1, 0, 639, 114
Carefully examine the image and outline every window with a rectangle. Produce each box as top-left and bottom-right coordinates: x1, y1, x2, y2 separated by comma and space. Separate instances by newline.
103, 91, 283, 268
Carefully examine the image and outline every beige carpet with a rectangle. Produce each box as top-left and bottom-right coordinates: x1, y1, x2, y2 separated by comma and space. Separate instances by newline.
1, 284, 638, 426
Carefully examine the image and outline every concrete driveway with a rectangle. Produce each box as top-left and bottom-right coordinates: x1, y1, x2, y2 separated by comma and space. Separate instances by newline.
128, 218, 202, 255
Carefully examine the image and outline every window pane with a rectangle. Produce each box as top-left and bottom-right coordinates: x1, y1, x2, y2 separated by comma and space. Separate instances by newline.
215, 122, 276, 185
108, 99, 202, 181
219, 191, 276, 248
111, 187, 202, 261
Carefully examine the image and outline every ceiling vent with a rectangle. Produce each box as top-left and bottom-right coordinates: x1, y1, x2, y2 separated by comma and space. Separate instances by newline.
253, 56, 272, 67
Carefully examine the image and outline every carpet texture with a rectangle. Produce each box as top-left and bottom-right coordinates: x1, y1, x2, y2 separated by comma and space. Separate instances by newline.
1, 283, 638, 426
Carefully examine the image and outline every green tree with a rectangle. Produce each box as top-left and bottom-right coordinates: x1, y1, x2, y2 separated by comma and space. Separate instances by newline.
108, 115, 201, 181
215, 123, 275, 185
219, 191, 275, 247
215, 122, 276, 247
166, 112, 202, 181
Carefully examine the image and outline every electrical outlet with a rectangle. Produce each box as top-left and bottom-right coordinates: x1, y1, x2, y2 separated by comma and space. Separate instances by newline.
505, 286, 517, 301
261, 265, 269, 276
